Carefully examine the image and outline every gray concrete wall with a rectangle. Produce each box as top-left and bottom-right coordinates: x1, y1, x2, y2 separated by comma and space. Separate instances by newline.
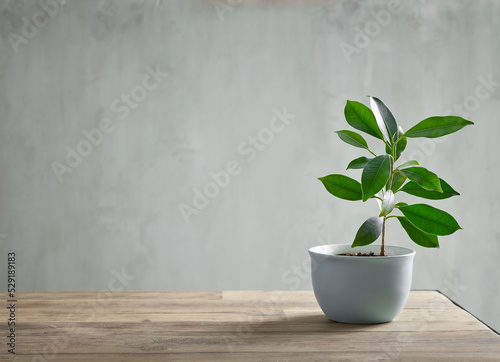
1, 0, 499, 332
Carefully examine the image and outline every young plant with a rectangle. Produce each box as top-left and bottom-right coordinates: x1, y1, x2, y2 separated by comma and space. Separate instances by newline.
319, 97, 473, 256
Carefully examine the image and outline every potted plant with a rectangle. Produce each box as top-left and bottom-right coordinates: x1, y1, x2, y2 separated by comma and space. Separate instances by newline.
310, 97, 473, 324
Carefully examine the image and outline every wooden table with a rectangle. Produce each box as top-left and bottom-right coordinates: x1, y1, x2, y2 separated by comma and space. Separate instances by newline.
3, 291, 500, 361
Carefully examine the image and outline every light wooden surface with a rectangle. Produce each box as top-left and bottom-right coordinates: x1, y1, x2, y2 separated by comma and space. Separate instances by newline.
3, 291, 500, 361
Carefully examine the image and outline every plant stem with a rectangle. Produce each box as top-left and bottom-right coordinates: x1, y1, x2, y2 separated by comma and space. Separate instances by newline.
381, 143, 396, 257
381, 216, 386, 256
387, 153, 395, 190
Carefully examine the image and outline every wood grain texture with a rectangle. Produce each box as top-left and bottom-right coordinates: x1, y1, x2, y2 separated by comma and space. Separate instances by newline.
2, 291, 500, 361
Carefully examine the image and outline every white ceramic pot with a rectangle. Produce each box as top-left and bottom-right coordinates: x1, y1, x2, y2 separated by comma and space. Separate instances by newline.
309, 244, 415, 324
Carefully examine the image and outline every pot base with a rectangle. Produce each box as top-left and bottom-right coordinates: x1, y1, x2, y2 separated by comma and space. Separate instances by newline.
309, 244, 415, 324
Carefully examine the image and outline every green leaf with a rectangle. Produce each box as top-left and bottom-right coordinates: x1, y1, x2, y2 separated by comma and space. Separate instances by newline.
395, 137, 407, 160
344, 101, 384, 140
352, 216, 383, 247
401, 167, 442, 192
347, 156, 371, 170
380, 190, 395, 217
396, 160, 420, 170
399, 204, 462, 236
370, 97, 399, 143
395, 202, 408, 208
361, 155, 391, 201
318, 174, 362, 201
335, 130, 369, 149
397, 216, 439, 248
400, 178, 460, 200
389, 171, 407, 192
385, 138, 407, 160
404, 116, 474, 138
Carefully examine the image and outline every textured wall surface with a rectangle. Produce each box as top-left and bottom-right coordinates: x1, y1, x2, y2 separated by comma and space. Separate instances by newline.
0, 0, 499, 332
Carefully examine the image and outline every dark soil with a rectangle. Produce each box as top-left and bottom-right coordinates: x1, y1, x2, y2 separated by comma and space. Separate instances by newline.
338, 252, 382, 257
